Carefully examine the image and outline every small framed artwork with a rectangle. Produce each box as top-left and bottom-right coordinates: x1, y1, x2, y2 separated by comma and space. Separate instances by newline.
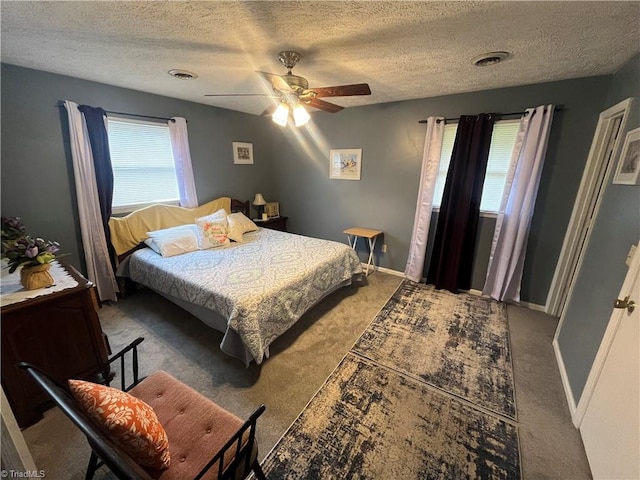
265, 202, 280, 218
233, 142, 254, 164
329, 149, 362, 180
613, 127, 640, 185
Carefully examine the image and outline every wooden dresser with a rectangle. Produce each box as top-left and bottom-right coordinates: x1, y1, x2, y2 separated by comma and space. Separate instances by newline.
1, 263, 110, 428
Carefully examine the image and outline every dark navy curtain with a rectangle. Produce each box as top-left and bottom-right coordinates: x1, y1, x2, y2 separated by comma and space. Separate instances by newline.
427, 113, 495, 293
77, 105, 116, 267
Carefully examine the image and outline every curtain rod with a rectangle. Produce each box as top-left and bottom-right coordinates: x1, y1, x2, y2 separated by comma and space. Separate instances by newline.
105, 110, 177, 122
418, 106, 562, 124
56, 102, 182, 123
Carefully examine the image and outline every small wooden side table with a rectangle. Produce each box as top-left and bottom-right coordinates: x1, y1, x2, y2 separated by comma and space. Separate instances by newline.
344, 227, 383, 275
255, 216, 288, 232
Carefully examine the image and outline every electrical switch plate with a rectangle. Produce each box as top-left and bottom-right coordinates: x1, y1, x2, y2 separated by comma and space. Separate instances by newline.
626, 244, 637, 267
381, 244, 388, 253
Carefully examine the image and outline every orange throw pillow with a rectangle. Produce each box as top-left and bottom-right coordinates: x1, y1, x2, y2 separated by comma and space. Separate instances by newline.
68, 380, 170, 470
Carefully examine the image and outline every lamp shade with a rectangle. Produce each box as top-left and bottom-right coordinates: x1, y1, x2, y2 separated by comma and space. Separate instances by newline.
272, 103, 289, 127
293, 104, 310, 127
253, 193, 267, 206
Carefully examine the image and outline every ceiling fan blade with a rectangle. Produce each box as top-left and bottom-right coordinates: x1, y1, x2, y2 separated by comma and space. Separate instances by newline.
256, 71, 292, 92
311, 83, 371, 98
307, 98, 344, 113
204, 93, 278, 97
260, 104, 278, 117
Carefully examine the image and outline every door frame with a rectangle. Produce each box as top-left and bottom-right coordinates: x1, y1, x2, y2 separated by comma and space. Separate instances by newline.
546, 98, 633, 318
574, 239, 640, 426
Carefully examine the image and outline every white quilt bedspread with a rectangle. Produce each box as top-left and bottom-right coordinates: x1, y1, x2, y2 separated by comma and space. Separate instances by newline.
128, 228, 362, 363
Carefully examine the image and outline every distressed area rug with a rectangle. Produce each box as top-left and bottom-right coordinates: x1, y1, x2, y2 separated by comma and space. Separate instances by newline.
260, 354, 520, 479
352, 280, 516, 419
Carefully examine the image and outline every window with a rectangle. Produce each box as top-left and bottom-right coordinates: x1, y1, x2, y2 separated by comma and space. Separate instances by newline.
107, 118, 179, 214
433, 119, 520, 213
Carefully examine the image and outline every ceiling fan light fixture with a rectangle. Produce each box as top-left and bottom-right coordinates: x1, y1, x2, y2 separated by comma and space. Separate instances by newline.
293, 104, 310, 127
168, 69, 198, 80
272, 103, 289, 126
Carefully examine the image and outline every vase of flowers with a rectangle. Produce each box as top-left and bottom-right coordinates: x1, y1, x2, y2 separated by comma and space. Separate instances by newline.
1, 216, 26, 254
2, 217, 61, 290
19, 262, 54, 290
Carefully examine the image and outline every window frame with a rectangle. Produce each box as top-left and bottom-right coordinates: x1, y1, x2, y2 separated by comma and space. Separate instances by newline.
106, 116, 180, 215
432, 119, 520, 216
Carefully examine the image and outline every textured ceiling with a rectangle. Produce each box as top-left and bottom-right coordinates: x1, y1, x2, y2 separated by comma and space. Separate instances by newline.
1, 1, 639, 116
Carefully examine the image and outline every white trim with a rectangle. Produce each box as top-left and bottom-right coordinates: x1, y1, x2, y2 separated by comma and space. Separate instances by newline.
573, 240, 640, 427
368, 264, 405, 278
465, 288, 546, 311
547, 98, 634, 318
1, 386, 37, 472
466, 288, 483, 296
553, 337, 578, 424
518, 300, 547, 312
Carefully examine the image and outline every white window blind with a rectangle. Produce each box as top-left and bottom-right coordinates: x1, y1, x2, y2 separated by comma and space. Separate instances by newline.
433, 119, 520, 213
107, 118, 179, 214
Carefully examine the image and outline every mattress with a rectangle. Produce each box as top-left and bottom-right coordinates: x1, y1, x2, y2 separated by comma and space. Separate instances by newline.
127, 228, 363, 364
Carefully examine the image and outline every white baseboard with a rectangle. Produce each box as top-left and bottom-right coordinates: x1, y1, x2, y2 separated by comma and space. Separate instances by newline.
466, 288, 483, 296
465, 289, 546, 312
553, 337, 578, 426
367, 264, 405, 278
518, 300, 547, 312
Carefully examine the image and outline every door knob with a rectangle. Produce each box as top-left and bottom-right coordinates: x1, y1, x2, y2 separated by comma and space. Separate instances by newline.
613, 296, 636, 313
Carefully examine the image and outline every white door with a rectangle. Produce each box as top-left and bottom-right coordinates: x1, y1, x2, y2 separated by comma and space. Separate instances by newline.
580, 246, 639, 480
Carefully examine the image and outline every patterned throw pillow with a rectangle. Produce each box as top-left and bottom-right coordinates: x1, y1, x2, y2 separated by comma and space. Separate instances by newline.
195, 209, 231, 249
68, 380, 171, 470
227, 212, 258, 243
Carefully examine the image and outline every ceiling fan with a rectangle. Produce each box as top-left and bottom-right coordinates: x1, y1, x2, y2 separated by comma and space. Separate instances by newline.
205, 51, 371, 126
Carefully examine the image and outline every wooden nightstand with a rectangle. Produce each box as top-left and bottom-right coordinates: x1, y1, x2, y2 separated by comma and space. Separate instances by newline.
1, 263, 110, 428
255, 216, 288, 232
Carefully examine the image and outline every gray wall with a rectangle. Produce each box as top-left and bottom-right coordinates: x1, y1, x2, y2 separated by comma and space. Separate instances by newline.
271, 76, 611, 304
1, 63, 277, 271
557, 54, 640, 403
0, 63, 617, 308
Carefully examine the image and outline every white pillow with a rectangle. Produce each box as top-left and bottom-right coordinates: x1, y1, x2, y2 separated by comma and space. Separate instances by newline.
227, 212, 258, 243
195, 209, 230, 249
145, 224, 199, 257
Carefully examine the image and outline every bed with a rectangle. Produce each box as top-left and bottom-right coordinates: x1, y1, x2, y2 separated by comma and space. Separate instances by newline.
110, 198, 363, 365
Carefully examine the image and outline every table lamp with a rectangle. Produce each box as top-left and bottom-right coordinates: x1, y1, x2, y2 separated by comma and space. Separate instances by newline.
253, 193, 267, 219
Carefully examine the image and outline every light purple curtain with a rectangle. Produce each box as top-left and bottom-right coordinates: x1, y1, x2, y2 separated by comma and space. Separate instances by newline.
405, 117, 444, 282
168, 117, 198, 208
64, 100, 119, 302
483, 105, 554, 302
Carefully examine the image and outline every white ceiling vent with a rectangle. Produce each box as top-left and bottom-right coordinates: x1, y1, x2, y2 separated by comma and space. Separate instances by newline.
471, 52, 511, 67
168, 69, 198, 80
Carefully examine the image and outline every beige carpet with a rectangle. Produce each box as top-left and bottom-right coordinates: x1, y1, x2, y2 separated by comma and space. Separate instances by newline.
20, 272, 592, 479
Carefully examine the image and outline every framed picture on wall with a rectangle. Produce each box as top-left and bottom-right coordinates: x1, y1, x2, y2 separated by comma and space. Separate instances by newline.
613, 127, 640, 185
233, 142, 254, 164
329, 149, 362, 180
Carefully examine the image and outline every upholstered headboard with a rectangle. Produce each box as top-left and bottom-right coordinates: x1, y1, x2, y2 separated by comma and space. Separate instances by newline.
109, 197, 249, 258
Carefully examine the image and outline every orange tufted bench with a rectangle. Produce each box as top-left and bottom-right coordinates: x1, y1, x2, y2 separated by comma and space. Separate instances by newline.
129, 371, 255, 479
18, 337, 266, 480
